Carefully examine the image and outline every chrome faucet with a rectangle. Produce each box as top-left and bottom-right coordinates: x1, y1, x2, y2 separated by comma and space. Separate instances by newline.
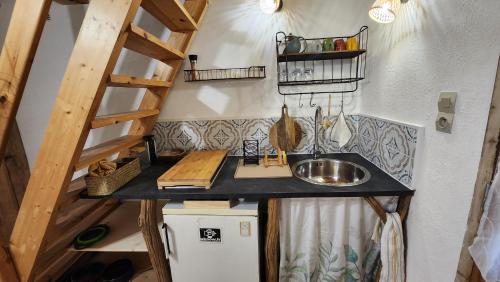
313, 106, 322, 159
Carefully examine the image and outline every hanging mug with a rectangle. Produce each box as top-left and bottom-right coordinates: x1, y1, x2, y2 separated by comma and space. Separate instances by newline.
346, 37, 358, 51
322, 38, 334, 52
334, 39, 346, 51
305, 39, 322, 53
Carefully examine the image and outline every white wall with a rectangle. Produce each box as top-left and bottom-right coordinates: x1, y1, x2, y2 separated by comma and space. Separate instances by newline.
361, 0, 500, 281
0, 0, 14, 44
161, 0, 365, 120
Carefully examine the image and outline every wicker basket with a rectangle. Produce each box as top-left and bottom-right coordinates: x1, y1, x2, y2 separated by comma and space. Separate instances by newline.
85, 158, 141, 196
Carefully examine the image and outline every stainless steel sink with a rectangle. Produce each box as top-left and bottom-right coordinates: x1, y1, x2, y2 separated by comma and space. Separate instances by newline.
292, 159, 371, 187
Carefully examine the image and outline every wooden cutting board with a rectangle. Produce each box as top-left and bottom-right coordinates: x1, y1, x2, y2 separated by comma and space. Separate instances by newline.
276, 104, 296, 150
157, 150, 228, 189
270, 106, 301, 151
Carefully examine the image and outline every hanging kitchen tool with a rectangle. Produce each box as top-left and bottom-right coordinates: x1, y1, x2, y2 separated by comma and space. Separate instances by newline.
269, 104, 301, 152
277, 104, 301, 150
322, 94, 333, 129
330, 90, 352, 148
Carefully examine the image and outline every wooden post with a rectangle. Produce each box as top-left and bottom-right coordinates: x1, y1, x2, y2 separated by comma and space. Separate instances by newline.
0, 122, 30, 242
0, 237, 19, 282
9, 1, 141, 280
0, 122, 29, 282
364, 196, 388, 223
138, 200, 171, 282
397, 194, 412, 280
365, 195, 413, 282
0, 0, 52, 164
456, 57, 500, 282
266, 199, 280, 282
396, 194, 412, 222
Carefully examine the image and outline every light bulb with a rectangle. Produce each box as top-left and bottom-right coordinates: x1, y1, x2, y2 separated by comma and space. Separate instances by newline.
260, 0, 282, 14
369, 0, 401, 23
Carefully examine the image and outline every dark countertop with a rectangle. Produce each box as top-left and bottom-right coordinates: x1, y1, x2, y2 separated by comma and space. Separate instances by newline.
82, 153, 414, 201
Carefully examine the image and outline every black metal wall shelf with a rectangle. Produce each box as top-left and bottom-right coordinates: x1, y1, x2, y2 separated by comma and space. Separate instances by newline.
184, 66, 266, 82
277, 49, 366, 62
275, 26, 368, 96
278, 77, 363, 87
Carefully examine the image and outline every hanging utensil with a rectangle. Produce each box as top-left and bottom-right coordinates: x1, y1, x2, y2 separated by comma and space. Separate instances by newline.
322, 94, 333, 129
330, 91, 352, 148
270, 104, 301, 152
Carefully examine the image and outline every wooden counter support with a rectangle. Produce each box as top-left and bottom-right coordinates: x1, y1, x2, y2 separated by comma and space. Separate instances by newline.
364, 196, 388, 223
364, 195, 413, 281
397, 194, 412, 279
139, 200, 171, 282
363, 195, 412, 223
396, 194, 412, 222
266, 199, 280, 282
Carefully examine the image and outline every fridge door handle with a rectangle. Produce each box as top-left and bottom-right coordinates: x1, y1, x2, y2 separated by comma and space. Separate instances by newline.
162, 223, 172, 255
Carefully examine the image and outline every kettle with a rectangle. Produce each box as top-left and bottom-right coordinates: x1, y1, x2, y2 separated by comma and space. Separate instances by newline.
283, 33, 307, 54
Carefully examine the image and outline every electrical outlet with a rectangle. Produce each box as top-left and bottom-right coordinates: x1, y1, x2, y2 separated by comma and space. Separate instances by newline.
240, 221, 251, 237
436, 92, 457, 133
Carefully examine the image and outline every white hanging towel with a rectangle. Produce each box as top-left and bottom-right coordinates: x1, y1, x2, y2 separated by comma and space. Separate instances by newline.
380, 213, 405, 282
331, 112, 352, 148
469, 160, 500, 282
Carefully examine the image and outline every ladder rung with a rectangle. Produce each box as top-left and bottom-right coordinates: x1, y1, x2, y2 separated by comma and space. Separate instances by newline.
76, 135, 143, 170
92, 110, 160, 129
125, 24, 185, 62
108, 74, 172, 88
141, 0, 197, 32
53, 0, 88, 4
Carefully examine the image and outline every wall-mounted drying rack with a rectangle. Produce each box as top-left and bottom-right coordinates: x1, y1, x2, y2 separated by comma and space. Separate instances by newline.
184, 66, 266, 82
275, 26, 368, 95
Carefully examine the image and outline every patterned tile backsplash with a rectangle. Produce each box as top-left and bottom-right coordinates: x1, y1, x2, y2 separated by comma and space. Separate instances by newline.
356, 115, 419, 187
153, 115, 420, 187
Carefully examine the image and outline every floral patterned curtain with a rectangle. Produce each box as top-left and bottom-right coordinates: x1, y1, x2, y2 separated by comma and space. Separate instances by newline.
279, 197, 397, 282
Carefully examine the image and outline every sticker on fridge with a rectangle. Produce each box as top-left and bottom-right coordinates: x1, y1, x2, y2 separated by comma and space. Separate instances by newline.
199, 228, 222, 243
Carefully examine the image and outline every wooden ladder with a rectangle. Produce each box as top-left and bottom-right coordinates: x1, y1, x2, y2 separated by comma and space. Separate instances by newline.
7, 0, 208, 281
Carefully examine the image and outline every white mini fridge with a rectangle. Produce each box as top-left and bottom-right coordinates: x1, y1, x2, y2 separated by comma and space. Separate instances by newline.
162, 201, 260, 282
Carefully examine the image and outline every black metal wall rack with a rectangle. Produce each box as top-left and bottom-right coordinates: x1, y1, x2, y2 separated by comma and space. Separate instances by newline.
276, 26, 368, 96
184, 66, 266, 82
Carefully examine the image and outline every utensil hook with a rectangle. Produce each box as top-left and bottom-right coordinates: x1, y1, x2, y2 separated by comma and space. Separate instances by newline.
340, 91, 345, 114
299, 94, 304, 108
309, 94, 316, 108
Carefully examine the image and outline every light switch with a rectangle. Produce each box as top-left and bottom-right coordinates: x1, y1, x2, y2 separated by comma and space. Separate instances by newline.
240, 221, 251, 237
438, 92, 457, 113
436, 92, 457, 133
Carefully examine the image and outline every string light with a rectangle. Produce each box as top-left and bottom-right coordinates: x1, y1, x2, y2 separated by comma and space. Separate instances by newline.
260, 0, 282, 14
369, 0, 401, 24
